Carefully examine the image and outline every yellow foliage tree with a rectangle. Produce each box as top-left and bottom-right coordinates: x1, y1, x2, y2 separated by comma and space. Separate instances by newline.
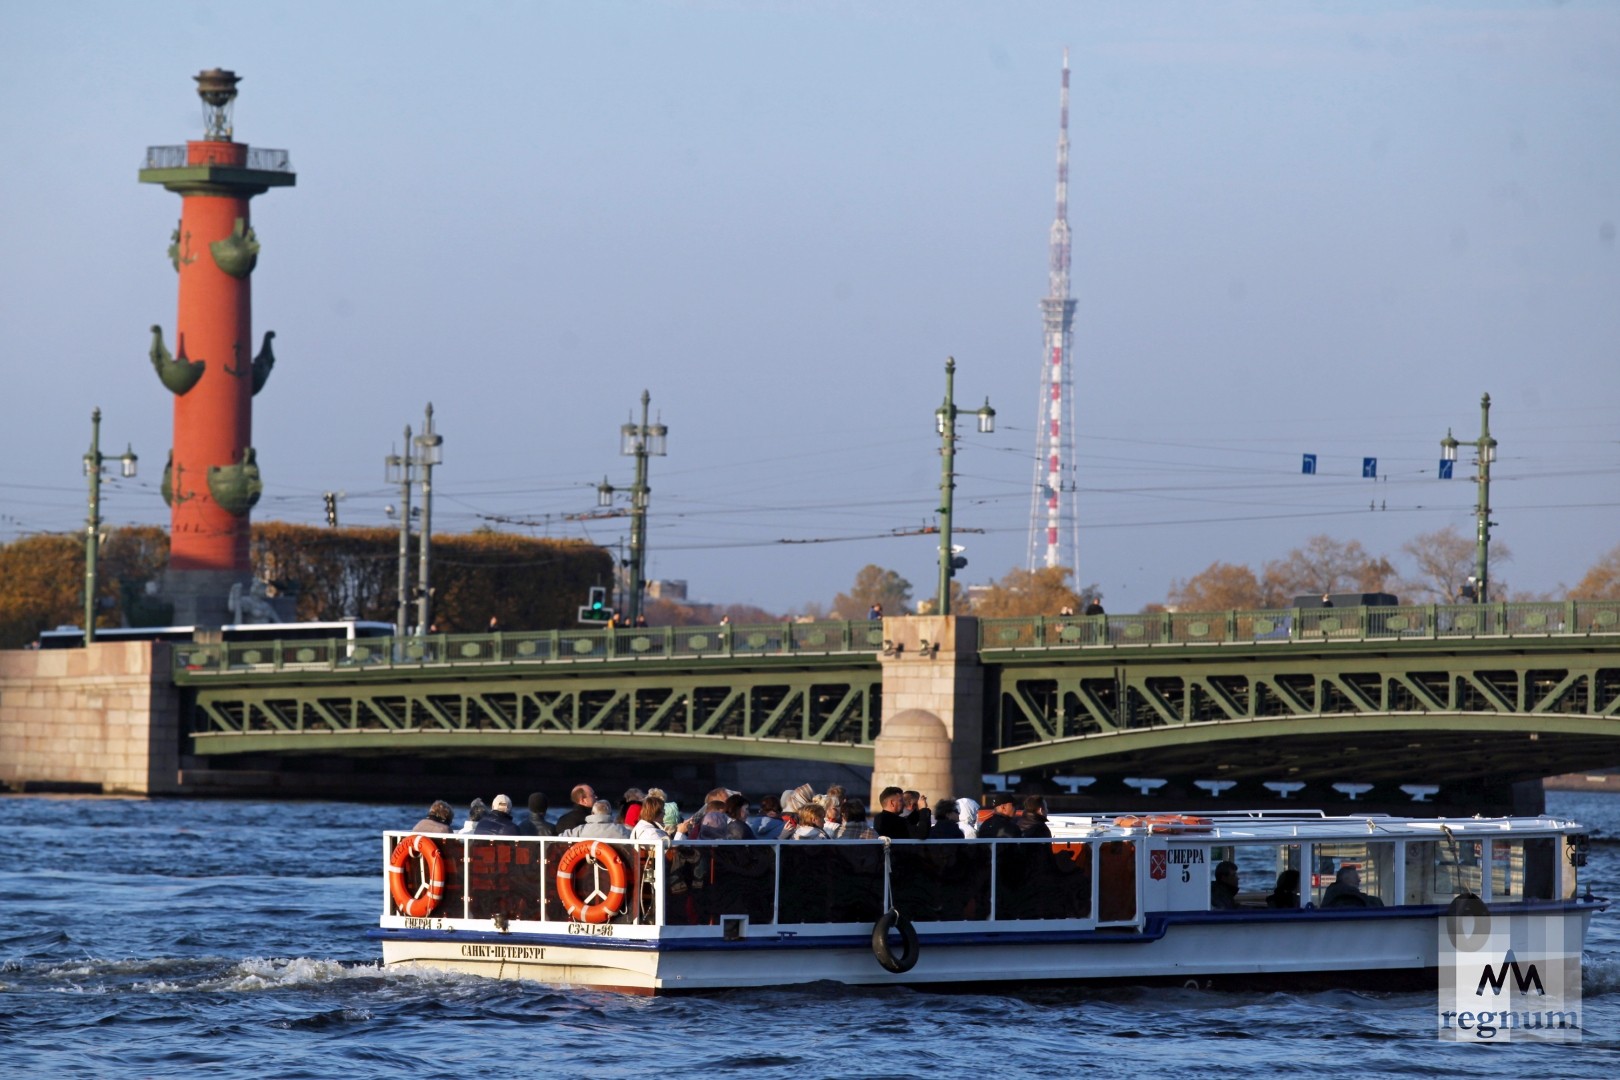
1570, 544, 1620, 600
1167, 561, 1265, 612
968, 566, 1082, 618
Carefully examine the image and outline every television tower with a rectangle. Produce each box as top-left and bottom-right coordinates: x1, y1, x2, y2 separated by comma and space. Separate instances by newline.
1026, 49, 1080, 575
140, 70, 295, 625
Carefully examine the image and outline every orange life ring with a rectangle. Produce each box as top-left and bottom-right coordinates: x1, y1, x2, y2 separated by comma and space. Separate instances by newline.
1113, 814, 1211, 833
555, 840, 629, 924
389, 834, 446, 917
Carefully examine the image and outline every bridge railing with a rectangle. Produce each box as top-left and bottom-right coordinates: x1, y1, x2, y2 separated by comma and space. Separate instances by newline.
978, 599, 1620, 652
174, 619, 886, 676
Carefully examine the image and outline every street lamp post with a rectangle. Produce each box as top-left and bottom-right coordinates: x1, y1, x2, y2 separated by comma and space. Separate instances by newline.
934, 357, 995, 616
1440, 392, 1497, 603
597, 390, 666, 625
83, 408, 138, 644
414, 404, 443, 634
384, 423, 414, 637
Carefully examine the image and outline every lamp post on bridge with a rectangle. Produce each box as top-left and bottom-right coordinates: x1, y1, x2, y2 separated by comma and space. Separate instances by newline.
934, 357, 995, 617
384, 405, 443, 636
1439, 393, 1496, 604
597, 390, 666, 625
83, 408, 138, 644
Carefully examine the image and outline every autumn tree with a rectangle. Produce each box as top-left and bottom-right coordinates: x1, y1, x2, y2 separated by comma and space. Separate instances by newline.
1167, 561, 1265, 611
1570, 544, 1620, 600
1260, 535, 1395, 604
967, 565, 1083, 618
253, 523, 611, 631
1399, 525, 1512, 603
642, 597, 781, 626
0, 527, 171, 648
831, 564, 913, 619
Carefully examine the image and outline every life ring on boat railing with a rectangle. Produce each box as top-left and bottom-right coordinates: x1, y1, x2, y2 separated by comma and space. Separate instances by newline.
388, 834, 445, 918
1113, 814, 1212, 834
871, 909, 919, 974
556, 841, 629, 924
1444, 893, 1491, 951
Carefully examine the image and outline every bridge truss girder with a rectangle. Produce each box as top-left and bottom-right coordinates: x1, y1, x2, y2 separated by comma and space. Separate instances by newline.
189, 667, 881, 765
991, 647, 1620, 785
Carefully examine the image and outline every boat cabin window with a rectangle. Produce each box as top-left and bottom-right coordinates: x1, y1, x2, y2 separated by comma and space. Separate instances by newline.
1208, 843, 1302, 909
1311, 842, 1394, 908
1404, 838, 1484, 905
1489, 837, 1558, 903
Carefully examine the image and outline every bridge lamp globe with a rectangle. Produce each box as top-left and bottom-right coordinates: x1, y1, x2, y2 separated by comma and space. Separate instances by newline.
119, 446, 138, 479
647, 421, 668, 457
596, 476, 613, 508
976, 398, 996, 434
935, 401, 949, 436
414, 430, 443, 466
1440, 431, 1459, 462
1481, 435, 1496, 463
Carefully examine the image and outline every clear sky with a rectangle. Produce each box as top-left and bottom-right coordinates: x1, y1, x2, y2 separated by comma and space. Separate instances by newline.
2, 1, 1615, 616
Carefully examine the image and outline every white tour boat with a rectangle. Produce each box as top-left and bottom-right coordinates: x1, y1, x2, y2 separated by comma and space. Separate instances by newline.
368, 810, 1604, 994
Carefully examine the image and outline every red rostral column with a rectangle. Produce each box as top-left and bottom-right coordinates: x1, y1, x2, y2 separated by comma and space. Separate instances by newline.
140, 70, 294, 625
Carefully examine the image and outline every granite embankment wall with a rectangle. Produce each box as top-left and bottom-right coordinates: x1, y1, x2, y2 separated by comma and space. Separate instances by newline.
0, 642, 180, 794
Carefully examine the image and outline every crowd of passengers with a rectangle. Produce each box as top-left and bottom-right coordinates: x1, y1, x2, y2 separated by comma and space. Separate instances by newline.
409, 784, 1093, 924
410, 784, 1059, 844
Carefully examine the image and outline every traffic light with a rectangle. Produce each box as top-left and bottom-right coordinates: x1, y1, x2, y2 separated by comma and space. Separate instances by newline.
578, 586, 610, 624
323, 491, 338, 527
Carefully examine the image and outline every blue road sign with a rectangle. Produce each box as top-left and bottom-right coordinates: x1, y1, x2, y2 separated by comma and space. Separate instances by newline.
1301, 454, 1317, 475
1362, 457, 1377, 478
1438, 460, 1454, 479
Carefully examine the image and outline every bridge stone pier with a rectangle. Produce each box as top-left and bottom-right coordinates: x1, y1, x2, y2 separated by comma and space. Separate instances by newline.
871, 616, 982, 804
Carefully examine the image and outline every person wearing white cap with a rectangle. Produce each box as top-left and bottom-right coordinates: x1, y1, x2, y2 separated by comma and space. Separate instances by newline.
473, 793, 520, 835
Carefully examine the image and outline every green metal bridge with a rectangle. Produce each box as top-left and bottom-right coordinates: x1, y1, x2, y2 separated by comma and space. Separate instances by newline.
174, 600, 1620, 791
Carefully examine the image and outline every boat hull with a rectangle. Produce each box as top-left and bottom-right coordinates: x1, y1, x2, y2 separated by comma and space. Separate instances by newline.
372, 906, 1597, 994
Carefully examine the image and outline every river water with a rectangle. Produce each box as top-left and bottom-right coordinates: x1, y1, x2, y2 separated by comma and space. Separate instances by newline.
1, 791, 1615, 1078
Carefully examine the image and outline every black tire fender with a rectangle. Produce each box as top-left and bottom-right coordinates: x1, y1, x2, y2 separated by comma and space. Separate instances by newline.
872, 908, 919, 974
1445, 893, 1490, 952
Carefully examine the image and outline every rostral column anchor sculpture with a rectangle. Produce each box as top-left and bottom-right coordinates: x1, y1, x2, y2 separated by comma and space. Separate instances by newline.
139, 69, 295, 626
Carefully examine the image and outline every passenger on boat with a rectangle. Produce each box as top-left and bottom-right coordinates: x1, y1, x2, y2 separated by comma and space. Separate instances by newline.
632, 795, 669, 842
564, 799, 631, 839
781, 783, 815, 819
1018, 797, 1053, 839
554, 784, 596, 834
676, 808, 732, 841
834, 797, 880, 840
1266, 869, 1300, 909
1210, 861, 1241, 909
473, 794, 520, 835
927, 798, 965, 839
621, 788, 646, 828
1322, 866, 1384, 909
785, 805, 829, 840
457, 798, 488, 834
724, 794, 757, 838
976, 793, 1021, 839
411, 800, 454, 834
519, 793, 555, 837
747, 795, 786, 839
823, 794, 844, 830
875, 786, 932, 840
953, 798, 981, 839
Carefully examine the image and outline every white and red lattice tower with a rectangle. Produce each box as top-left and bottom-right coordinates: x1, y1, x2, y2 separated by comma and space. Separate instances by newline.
1027, 49, 1079, 574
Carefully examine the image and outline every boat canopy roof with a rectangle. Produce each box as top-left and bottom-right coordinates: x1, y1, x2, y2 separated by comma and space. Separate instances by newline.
1047, 811, 1584, 842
